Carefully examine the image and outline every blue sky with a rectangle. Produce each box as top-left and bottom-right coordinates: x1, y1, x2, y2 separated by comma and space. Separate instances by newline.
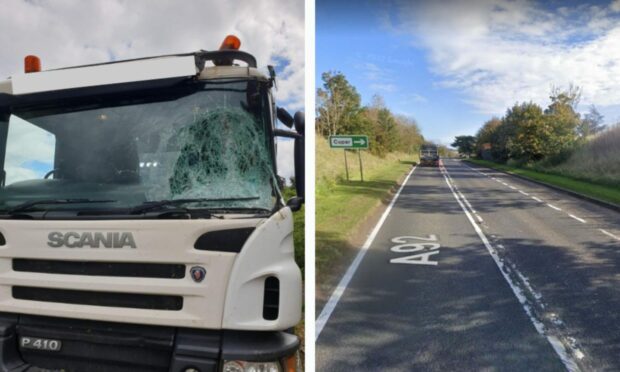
317, 0, 620, 145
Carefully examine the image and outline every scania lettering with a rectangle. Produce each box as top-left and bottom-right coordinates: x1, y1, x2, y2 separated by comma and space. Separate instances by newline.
47, 231, 137, 249
0, 35, 304, 372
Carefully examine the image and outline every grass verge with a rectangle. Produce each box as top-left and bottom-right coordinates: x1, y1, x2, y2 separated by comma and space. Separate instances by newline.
316, 139, 417, 300
467, 158, 620, 205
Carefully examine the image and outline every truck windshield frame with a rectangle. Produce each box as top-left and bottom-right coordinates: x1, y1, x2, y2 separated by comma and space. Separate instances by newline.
0, 78, 280, 217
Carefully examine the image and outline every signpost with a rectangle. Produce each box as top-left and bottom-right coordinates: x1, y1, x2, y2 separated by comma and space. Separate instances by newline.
329, 135, 368, 149
329, 135, 369, 181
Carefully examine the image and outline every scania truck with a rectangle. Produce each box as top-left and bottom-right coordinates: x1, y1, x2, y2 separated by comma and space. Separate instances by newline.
0, 35, 304, 372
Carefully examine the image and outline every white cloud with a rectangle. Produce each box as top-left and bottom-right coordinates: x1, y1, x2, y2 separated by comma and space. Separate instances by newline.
392, 0, 620, 115
369, 83, 397, 92
0, 0, 304, 109
356, 62, 399, 94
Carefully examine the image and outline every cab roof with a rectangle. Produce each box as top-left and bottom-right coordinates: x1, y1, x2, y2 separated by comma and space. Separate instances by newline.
0, 50, 270, 97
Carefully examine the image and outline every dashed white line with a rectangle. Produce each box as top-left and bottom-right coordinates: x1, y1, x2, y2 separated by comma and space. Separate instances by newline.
599, 229, 620, 241
569, 214, 586, 224
519, 190, 530, 196
509, 185, 517, 190
547, 204, 562, 211
315, 166, 417, 339
532, 196, 543, 202
441, 164, 580, 372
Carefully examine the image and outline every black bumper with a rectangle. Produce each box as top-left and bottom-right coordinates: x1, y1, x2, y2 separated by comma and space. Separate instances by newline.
0, 313, 299, 372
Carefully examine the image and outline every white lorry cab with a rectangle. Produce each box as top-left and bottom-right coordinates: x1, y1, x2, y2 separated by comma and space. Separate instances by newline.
0, 36, 304, 372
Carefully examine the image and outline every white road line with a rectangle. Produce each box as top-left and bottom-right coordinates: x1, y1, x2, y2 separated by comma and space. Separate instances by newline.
569, 214, 587, 224
441, 164, 580, 372
547, 204, 562, 211
519, 190, 530, 196
509, 185, 517, 190
315, 166, 417, 340
475, 214, 484, 223
599, 229, 620, 241
532, 196, 543, 202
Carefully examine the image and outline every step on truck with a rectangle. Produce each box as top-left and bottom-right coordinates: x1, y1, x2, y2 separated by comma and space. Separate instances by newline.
420, 144, 439, 167
0, 35, 304, 372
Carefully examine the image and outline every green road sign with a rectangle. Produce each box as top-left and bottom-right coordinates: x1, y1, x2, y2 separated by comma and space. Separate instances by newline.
329, 135, 369, 149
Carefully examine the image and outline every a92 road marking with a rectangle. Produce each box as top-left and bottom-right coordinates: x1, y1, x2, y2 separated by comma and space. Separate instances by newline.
390, 235, 441, 265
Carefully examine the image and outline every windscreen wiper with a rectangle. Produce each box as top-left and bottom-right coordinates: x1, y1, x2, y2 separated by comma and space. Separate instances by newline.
6, 199, 117, 214
130, 197, 260, 214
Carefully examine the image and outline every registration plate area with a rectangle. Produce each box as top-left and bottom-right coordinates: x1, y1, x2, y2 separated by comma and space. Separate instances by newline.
19, 336, 62, 352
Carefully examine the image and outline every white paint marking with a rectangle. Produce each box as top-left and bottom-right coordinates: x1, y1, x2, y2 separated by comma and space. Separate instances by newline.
475, 214, 484, 223
315, 166, 417, 340
392, 235, 437, 242
569, 214, 586, 224
547, 204, 562, 211
390, 251, 440, 265
441, 163, 580, 372
532, 196, 543, 202
599, 229, 620, 241
509, 185, 517, 190
519, 190, 530, 196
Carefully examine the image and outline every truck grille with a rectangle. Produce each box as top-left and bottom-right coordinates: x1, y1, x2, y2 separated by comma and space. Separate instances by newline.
12, 286, 183, 311
13, 258, 186, 279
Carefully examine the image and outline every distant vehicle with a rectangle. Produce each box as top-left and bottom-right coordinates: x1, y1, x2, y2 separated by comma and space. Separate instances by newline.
420, 144, 439, 166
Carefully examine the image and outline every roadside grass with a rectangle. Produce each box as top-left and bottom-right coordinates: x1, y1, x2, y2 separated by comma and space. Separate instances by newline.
548, 125, 620, 187
316, 138, 417, 294
467, 158, 620, 206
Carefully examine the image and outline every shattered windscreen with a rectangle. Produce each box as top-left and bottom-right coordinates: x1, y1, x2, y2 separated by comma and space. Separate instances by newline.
0, 79, 279, 213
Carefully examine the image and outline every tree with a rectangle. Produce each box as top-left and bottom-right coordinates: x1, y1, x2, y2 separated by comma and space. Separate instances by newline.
395, 115, 424, 154
502, 102, 547, 162
544, 86, 581, 155
475, 117, 502, 157
372, 108, 399, 155
548, 83, 581, 110
316, 71, 363, 137
579, 105, 606, 137
451, 135, 476, 156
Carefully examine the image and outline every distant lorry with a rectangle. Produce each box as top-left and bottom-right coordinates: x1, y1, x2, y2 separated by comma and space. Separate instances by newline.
420, 144, 439, 166
0, 35, 303, 372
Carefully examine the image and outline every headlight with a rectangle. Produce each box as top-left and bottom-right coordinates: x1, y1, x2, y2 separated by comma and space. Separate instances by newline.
222, 360, 281, 372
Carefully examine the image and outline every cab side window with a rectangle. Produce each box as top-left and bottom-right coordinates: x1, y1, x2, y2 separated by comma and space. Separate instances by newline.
4, 115, 56, 185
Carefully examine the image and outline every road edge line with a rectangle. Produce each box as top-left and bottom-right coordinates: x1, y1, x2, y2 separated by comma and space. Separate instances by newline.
315, 165, 417, 340
463, 161, 620, 213
441, 162, 580, 372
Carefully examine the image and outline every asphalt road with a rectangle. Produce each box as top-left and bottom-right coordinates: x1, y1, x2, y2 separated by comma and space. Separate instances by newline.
316, 158, 620, 371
